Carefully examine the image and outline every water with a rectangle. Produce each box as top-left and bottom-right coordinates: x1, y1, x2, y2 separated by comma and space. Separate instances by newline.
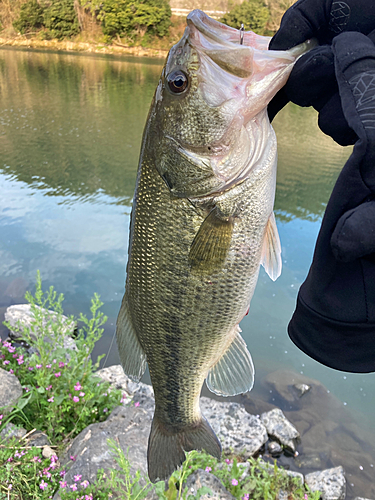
0, 48, 374, 497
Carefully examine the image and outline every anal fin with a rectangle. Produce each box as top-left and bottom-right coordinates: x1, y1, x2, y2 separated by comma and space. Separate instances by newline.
206, 327, 254, 396
189, 206, 234, 274
116, 296, 147, 382
261, 212, 282, 281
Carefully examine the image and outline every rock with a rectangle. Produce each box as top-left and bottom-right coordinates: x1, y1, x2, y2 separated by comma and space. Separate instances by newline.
59, 405, 151, 489
5, 304, 76, 342
294, 383, 311, 397
27, 431, 51, 447
354, 498, 374, 500
0, 367, 23, 414
185, 469, 236, 500
200, 399, 268, 458
260, 409, 300, 453
268, 441, 283, 456
42, 445, 56, 459
305, 466, 346, 500
264, 369, 322, 405
0, 422, 27, 441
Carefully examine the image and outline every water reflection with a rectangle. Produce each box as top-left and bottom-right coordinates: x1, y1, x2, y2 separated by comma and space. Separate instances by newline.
0, 48, 373, 498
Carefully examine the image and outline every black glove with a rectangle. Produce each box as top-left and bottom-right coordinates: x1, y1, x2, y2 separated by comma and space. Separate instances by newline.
287, 32, 375, 373
270, 0, 375, 50
268, 0, 375, 143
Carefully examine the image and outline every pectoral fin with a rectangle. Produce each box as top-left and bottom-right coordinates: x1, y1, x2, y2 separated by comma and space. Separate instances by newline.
206, 327, 254, 396
116, 297, 147, 382
260, 212, 282, 281
189, 207, 234, 274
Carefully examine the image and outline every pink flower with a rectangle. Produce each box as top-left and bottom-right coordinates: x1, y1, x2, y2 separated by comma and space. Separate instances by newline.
85, 496, 93, 500
46, 385, 52, 391
40, 480, 48, 490
28, 366, 33, 371
8, 346, 15, 353
70, 455, 76, 461
134, 402, 140, 407
9, 369, 14, 374
12, 354, 18, 358
36, 364, 42, 369
47, 396, 54, 403
74, 474, 82, 482
59, 362, 65, 368
73, 396, 79, 403
59, 480, 67, 488
60, 470, 66, 477
81, 480, 89, 488
231, 479, 238, 486
43, 468, 52, 478
3, 360, 9, 365
242, 495, 250, 500
46, 364, 52, 368
74, 382, 82, 391
304, 496, 308, 500
79, 392, 85, 397
17, 356, 24, 365
103, 408, 108, 413
0, 415, 3, 419
120, 394, 127, 403
225, 459, 232, 464
54, 372, 61, 377
70, 484, 77, 491
7, 457, 13, 462
50, 455, 58, 463
205, 467, 212, 472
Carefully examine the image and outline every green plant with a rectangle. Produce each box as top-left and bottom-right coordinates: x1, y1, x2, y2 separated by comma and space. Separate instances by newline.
43, 0, 80, 39
99, 0, 171, 41
221, 0, 270, 35
0, 271, 123, 444
0, 438, 62, 499
13, 0, 45, 34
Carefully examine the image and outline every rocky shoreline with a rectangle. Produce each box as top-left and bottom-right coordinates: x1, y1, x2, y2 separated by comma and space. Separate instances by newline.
1, 305, 374, 499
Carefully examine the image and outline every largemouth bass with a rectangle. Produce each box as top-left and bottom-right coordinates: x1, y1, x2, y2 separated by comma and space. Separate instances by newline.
117, 10, 310, 482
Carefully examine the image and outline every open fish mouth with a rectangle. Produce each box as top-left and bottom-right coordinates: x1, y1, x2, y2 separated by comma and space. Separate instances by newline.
163, 10, 315, 195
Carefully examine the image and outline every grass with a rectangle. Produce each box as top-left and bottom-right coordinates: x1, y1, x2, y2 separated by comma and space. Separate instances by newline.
0, 274, 322, 499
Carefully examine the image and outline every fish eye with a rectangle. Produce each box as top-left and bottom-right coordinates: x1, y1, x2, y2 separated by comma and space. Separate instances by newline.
167, 70, 189, 94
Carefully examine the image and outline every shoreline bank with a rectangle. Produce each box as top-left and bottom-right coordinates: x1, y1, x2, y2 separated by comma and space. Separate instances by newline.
0, 35, 169, 59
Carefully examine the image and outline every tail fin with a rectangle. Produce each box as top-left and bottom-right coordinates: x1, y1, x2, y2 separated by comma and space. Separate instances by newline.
147, 415, 222, 482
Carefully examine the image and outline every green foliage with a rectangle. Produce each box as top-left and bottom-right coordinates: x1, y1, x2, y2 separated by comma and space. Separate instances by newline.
13, 0, 45, 34
0, 440, 61, 499
43, 0, 80, 39
221, 0, 270, 35
99, 0, 171, 40
0, 271, 123, 443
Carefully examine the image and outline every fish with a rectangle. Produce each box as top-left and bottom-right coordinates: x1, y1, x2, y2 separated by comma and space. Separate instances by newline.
116, 9, 311, 482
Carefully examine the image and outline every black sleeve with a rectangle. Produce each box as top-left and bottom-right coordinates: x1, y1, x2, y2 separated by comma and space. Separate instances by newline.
288, 32, 375, 373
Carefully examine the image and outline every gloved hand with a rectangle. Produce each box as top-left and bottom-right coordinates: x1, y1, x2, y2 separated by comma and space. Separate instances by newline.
287, 32, 375, 373
270, 0, 375, 50
268, 0, 375, 145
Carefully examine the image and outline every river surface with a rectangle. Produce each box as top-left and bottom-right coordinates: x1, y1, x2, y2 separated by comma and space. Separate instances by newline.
0, 48, 374, 497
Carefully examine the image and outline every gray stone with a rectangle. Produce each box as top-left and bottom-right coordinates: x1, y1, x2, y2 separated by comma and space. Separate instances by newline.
294, 383, 311, 397
5, 304, 76, 342
261, 408, 300, 453
354, 497, 374, 500
268, 440, 283, 456
200, 399, 268, 458
305, 466, 346, 500
28, 430, 51, 447
295, 453, 324, 470
0, 422, 27, 441
185, 469, 236, 500
59, 405, 151, 489
0, 367, 23, 414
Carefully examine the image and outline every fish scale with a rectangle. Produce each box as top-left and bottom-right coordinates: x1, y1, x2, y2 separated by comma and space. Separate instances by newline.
116, 9, 311, 482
